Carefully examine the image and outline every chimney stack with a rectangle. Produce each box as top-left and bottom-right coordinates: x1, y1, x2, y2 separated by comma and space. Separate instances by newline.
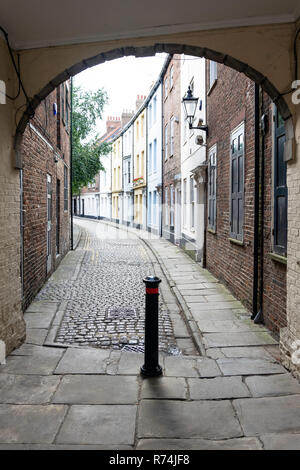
135, 95, 146, 112
121, 109, 134, 127
106, 116, 121, 133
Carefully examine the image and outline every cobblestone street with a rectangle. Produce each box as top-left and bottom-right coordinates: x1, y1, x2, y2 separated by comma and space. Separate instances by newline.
0, 218, 299, 450
37, 219, 178, 352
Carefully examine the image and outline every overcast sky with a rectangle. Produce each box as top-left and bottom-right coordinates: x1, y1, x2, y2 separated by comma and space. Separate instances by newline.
74, 53, 168, 137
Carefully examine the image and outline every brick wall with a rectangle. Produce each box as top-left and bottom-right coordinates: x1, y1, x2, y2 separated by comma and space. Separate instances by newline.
0, 38, 25, 355
162, 55, 181, 238
21, 84, 71, 309
206, 62, 287, 337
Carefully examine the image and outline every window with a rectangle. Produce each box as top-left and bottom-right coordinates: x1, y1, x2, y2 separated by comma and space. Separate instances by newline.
149, 142, 152, 175
141, 115, 144, 137
118, 166, 121, 188
149, 103, 152, 128
153, 95, 157, 124
153, 139, 157, 173
148, 192, 152, 225
183, 178, 187, 226
61, 84, 65, 124
153, 191, 157, 225
190, 176, 194, 229
208, 145, 217, 231
230, 123, 244, 241
136, 154, 140, 177
209, 61, 217, 89
141, 151, 144, 176
128, 160, 131, 184
165, 187, 168, 224
170, 117, 174, 156
273, 108, 287, 256
164, 124, 168, 160
65, 86, 70, 131
170, 184, 174, 226
64, 165, 68, 211
169, 65, 174, 89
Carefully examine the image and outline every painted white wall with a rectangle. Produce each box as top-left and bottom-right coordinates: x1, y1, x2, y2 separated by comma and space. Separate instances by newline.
99, 151, 112, 219
180, 55, 206, 257
123, 124, 134, 223
147, 83, 162, 234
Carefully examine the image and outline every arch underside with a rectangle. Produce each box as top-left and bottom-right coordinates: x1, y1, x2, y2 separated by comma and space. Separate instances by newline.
14, 42, 294, 168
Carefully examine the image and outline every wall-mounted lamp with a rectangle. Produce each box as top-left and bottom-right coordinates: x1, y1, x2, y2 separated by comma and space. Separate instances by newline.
182, 86, 208, 134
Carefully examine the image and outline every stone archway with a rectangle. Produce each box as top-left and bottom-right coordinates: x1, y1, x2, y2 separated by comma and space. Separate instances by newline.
14, 43, 294, 168
1, 24, 299, 375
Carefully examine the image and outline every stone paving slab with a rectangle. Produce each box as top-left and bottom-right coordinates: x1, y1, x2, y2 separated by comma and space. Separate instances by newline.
176, 338, 198, 355
24, 311, 56, 329
183, 296, 207, 303
260, 433, 300, 450
25, 301, 59, 314
52, 375, 139, 404
0, 348, 64, 375
141, 377, 187, 400
10, 344, 63, 357
0, 374, 60, 404
163, 356, 199, 377
54, 347, 110, 374
188, 377, 251, 400
137, 437, 262, 450
117, 351, 144, 375
197, 319, 263, 333
0, 404, 67, 443
189, 301, 243, 311
216, 358, 286, 376
233, 395, 300, 436
203, 331, 278, 348
0, 444, 134, 450
196, 357, 222, 377
138, 400, 243, 439
172, 318, 190, 338
56, 405, 137, 445
195, 309, 237, 322
25, 328, 48, 346
245, 374, 300, 397
219, 346, 275, 360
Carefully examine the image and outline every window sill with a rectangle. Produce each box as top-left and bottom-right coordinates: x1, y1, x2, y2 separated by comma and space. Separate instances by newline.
268, 252, 287, 265
229, 237, 244, 246
207, 228, 216, 235
207, 79, 218, 96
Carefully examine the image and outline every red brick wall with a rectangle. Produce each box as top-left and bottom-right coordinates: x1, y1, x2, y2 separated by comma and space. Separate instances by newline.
162, 55, 181, 233
206, 62, 286, 337
21, 84, 71, 309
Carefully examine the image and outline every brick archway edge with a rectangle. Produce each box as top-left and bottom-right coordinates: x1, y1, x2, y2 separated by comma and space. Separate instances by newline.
14, 43, 294, 168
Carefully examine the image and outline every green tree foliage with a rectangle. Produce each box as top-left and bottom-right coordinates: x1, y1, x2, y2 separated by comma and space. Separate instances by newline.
72, 85, 111, 195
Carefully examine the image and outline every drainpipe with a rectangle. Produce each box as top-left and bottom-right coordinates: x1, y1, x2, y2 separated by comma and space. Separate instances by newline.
161, 80, 164, 238
145, 109, 148, 231
70, 77, 74, 250
252, 85, 266, 324
20, 169, 24, 302
251, 84, 260, 319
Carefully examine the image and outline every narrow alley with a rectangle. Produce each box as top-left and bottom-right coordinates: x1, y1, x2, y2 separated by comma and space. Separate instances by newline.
0, 218, 299, 450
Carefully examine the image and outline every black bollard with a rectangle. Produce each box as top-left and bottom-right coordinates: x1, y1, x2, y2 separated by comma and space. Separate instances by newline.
140, 275, 163, 377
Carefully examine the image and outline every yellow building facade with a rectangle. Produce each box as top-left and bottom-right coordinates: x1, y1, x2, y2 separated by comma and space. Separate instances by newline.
133, 110, 146, 227
111, 135, 122, 221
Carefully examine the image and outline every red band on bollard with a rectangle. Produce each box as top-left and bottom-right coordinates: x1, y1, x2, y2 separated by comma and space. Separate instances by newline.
146, 287, 159, 294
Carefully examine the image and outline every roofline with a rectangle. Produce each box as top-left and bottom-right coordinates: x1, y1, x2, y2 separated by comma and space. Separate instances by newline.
107, 53, 172, 143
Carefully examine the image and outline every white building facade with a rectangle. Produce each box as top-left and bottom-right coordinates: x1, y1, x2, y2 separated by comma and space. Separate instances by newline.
147, 83, 163, 235
180, 55, 207, 262
122, 125, 134, 225
99, 152, 112, 220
